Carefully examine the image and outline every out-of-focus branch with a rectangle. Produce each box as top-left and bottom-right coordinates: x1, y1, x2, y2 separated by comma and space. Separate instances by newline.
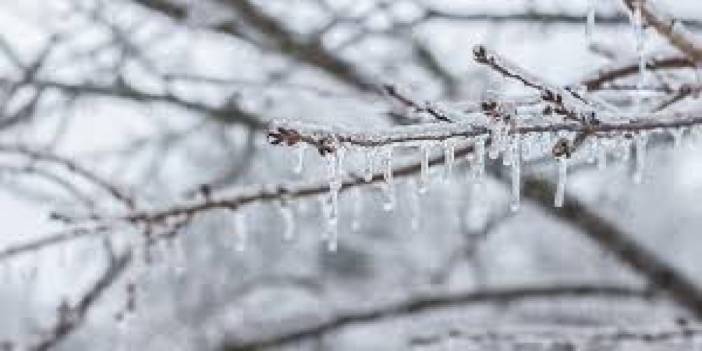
582, 55, 694, 91
0, 144, 135, 209
410, 321, 702, 347
424, 9, 702, 30
0, 225, 113, 261
221, 284, 650, 350
0, 77, 265, 129
29, 250, 132, 351
622, 0, 702, 62
133, 0, 377, 93
522, 177, 702, 318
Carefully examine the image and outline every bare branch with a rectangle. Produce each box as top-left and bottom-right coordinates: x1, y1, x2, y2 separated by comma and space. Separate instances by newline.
622, 0, 702, 62
222, 284, 650, 350
30, 250, 132, 351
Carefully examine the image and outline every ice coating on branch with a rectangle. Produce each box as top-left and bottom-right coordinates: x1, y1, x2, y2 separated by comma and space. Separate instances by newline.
510, 135, 522, 212
234, 211, 247, 252
382, 147, 396, 212
419, 143, 430, 194
443, 139, 455, 181
633, 132, 648, 184
554, 156, 568, 208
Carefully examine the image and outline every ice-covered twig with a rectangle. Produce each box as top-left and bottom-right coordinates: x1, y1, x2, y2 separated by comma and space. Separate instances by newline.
268, 112, 702, 151
382, 84, 453, 122
473, 45, 602, 123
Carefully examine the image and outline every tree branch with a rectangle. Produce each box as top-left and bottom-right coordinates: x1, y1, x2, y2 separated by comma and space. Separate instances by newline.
222, 284, 650, 350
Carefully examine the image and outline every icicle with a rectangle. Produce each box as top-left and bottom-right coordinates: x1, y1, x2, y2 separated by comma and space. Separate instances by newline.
521, 133, 533, 161
510, 136, 521, 212
382, 147, 395, 212
586, 138, 598, 164
293, 144, 305, 174
170, 236, 187, 277
502, 137, 513, 167
671, 128, 685, 149
278, 200, 295, 241
554, 157, 568, 208
326, 207, 339, 252
597, 138, 607, 170
363, 148, 375, 183
234, 210, 247, 252
633, 132, 648, 184
1, 261, 11, 285
488, 121, 508, 160
586, 0, 597, 43
471, 136, 486, 183
351, 187, 362, 233
319, 195, 330, 241
409, 179, 421, 232
419, 143, 430, 194
443, 139, 455, 182
326, 150, 344, 251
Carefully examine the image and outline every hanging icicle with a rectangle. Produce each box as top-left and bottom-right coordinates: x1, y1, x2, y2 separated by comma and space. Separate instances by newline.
419, 143, 430, 194
278, 199, 296, 241
409, 179, 421, 232
351, 187, 363, 233
488, 121, 508, 160
363, 148, 375, 183
510, 135, 522, 212
597, 138, 608, 170
293, 144, 305, 175
325, 149, 344, 252
586, 0, 597, 43
382, 146, 395, 212
671, 128, 685, 149
587, 138, 598, 164
633, 132, 648, 184
443, 139, 455, 182
554, 156, 568, 208
234, 210, 247, 252
471, 136, 486, 184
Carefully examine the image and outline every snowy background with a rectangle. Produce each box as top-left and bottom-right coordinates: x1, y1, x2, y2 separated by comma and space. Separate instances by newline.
0, 0, 701, 350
